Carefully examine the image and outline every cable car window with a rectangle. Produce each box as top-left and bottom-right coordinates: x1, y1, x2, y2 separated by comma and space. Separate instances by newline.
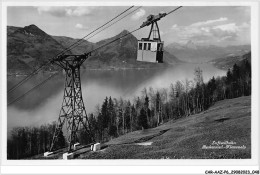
151, 42, 157, 51
139, 43, 142, 50
158, 43, 162, 51
148, 43, 151, 50
160, 44, 163, 51
144, 43, 147, 50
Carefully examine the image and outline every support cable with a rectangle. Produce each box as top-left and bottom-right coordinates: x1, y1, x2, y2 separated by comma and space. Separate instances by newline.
64, 6, 142, 54
7, 61, 51, 93
7, 6, 135, 94
166, 6, 182, 15
57, 6, 135, 55
8, 6, 183, 105
7, 71, 61, 106
88, 6, 183, 55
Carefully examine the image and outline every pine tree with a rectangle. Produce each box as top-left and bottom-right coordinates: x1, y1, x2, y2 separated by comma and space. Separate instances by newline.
138, 108, 148, 130
54, 129, 66, 150
144, 95, 150, 126
232, 64, 241, 97
101, 97, 109, 129
97, 112, 103, 141
155, 91, 162, 126
107, 96, 116, 137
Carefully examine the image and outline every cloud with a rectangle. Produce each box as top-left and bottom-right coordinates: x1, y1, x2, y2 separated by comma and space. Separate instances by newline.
171, 24, 178, 29
190, 17, 228, 27
36, 6, 97, 17
213, 23, 238, 32
160, 31, 164, 35
234, 6, 250, 18
75, 23, 88, 30
170, 17, 250, 45
131, 8, 146, 20
65, 7, 95, 16
37, 7, 66, 17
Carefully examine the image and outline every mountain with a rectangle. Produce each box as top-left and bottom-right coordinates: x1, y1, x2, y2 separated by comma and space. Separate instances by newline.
163, 50, 183, 65
185, 40, 197, 50
7, 25, 68, 74
51, 36, 95, 55
84, 30, 182, 68
165, 41, 250, 63
52, 30, 182, 69
90, 30, 138, 63
7, 25, 181, 74
7, 26, 22, 35
209, 51, 251, 70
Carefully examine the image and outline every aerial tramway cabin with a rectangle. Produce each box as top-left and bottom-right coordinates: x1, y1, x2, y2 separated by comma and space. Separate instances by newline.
137, 13, 166, 63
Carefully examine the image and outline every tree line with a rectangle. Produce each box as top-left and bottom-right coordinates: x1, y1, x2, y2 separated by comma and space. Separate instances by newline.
7, 122, 66, 159
7, 59, 251, 159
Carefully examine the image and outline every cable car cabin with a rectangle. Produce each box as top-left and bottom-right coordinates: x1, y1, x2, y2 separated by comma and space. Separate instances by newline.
137, 39, 164, 63
136, 12, 166, 63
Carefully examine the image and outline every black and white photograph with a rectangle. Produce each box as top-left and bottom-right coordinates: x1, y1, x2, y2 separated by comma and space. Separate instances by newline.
1, 0, 260, 174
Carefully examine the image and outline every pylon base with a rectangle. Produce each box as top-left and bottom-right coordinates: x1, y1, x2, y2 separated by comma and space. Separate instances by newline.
73, 142, 80, 150
43, 151, 53, 157
63, 152, 75, 160
92, 143, 101, 151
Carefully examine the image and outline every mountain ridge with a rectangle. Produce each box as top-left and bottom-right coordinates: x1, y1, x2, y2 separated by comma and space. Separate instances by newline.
7, 24, 182, 74
165, 41, 250, 63
7, 24, 68, 74
209, 51, 251, 70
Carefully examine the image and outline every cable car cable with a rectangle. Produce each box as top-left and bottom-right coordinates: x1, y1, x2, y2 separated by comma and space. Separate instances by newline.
57, 6, 135, 55
89, 6, 183, 54
8, 71, 61, 106
8, 27, 142, 106
7, 6, 135, 94
8, 6, 183, 105
166, 6, 182, 15
7, 60, 52, 93
64, 6, 142, 54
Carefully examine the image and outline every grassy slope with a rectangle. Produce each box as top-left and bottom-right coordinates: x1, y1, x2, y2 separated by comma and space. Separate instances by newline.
79, 96, 251, 159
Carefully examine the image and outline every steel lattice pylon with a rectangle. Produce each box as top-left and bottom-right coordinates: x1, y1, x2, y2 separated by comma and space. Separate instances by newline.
50, 54, 94, 152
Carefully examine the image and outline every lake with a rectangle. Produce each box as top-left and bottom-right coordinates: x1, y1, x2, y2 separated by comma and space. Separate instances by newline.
7, 63, 226, 134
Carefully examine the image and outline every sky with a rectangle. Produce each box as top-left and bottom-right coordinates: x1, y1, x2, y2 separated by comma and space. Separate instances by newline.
7, 6, 251, 46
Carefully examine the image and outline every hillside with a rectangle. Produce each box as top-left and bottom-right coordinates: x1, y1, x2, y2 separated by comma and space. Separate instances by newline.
77, 30, 182, 69
209, 51, 251, 70
165, 41, 250, 63
51, 35, 95, 55
7, 25, 182, 75
32, 96, 251, 159
7, 26, 22, 35
7, 25, 68, 74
